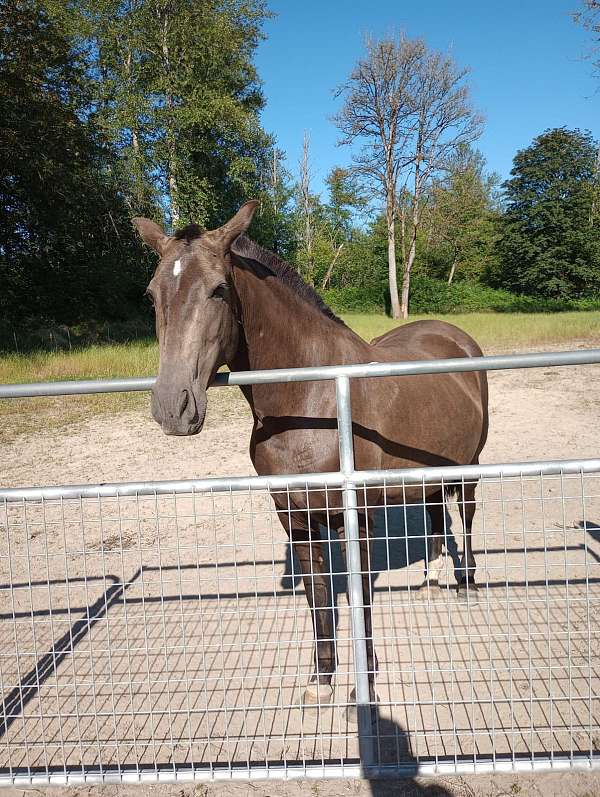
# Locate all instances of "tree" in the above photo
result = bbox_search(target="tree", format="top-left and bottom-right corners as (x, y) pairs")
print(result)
(334, 34), (482, 318)
(0, 0), (149, 330)
(574, 1), (600, 79)
(489, 128), (600, 298)
(422, 147), (500, 284)
(67, 0), (272, 227)
(295, 130), (316, 283)
(320, 167), (365, 289)
(252, 146), (297, 258)
(334, 36), (423, 318)
(399, 48), (483, 316)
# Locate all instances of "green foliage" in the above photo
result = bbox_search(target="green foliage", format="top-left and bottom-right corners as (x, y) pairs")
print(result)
(0, 0), (151, 331)
(65, 0), (273, 228)
(250, 150), (297, 258)
(489, 127), (600, 299)
(322, 274), (600, 315)
(418, 147), (501, 283)
(321, 285), (386, 313)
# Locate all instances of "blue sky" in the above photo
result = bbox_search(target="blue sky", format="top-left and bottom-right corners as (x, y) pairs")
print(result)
(254, 0), (599, 197)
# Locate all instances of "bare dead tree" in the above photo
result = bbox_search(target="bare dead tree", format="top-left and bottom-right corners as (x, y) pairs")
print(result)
(334, 35), (424, 318)
(320, 242), (344, 290)
(296, 131), (315, 282)
(400, 50), (483, 316)
(334, 34), (482, 318)
(574, 0), (600, 77)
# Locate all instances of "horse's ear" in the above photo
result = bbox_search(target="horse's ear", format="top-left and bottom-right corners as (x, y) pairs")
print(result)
(215, 200), (259, 248)
(132, 217), (170, 255)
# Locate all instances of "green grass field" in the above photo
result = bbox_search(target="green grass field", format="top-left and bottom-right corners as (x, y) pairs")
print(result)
(1, 311), (600, 443)
(342, 310), (600, 348)
(3, 311), (600, 386)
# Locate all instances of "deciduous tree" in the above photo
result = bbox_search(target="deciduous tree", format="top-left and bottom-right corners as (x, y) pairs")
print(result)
(489, 128), (600, 298)
(334, 34), (482, 318)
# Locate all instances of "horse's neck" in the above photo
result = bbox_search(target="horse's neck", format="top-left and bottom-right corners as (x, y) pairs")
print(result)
(228, 263), (366, 421)
(229, 264), (354, 372)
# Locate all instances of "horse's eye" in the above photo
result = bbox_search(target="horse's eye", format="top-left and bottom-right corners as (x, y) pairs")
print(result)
(210, 283), (228, 300)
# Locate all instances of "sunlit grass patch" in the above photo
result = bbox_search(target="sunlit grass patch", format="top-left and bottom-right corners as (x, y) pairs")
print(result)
(342, 311), (600, 350)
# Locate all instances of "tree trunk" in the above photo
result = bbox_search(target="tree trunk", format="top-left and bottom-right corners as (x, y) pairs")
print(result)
(447, 257), (458, 284)
(125, 44), (145, 209)
(169, 170), (179, 225)
(400, 228), (416, 319)
(321, 243), (344, 290)
(160, 7), (179, 226)
(401, 151), (422, 319)
(387, 207), (401, 319)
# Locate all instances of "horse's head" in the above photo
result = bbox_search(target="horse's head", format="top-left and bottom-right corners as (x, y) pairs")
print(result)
(133, 201), (258, 436)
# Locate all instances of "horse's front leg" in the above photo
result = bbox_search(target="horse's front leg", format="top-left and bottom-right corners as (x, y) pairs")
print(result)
(291, 525), (336, 705)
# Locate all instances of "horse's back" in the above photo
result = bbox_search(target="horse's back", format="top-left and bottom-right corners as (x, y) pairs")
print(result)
(370, 319), (483, 361)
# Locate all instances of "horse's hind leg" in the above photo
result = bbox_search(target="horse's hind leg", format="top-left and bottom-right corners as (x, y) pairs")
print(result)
(340, 518), (379, 722)
(422, 490), (446, 589)
(457, 480), (478, 591)
(291, 524), (336, 704)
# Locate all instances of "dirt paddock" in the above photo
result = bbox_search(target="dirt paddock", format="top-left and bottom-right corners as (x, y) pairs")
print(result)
(1, 343), (600, 796)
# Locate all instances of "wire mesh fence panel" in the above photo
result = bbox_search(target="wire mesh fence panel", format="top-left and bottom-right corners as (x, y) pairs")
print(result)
(0, 485), (360, 782)
(1, 469), (599, 782)
(360, 470), (600, 773)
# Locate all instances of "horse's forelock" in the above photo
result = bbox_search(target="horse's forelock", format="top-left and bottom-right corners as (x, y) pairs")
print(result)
(174, 223), (205, 243)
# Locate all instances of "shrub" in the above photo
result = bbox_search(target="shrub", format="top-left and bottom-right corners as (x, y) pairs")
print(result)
(321, 275), (600, 315)
(321, 285), (386, 313)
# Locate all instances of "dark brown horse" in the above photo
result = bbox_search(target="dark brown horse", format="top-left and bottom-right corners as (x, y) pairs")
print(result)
(133, 201), (489, 706)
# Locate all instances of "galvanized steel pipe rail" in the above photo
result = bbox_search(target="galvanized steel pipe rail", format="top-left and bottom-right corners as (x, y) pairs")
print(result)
(2, 347), (600, 784)
(2, 348), (600, 399)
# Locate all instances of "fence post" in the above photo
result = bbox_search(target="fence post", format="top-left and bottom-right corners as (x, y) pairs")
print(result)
(335, 374), (374, 771)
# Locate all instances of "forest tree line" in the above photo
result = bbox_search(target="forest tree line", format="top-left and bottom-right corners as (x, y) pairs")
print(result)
(1, 0), (600, 347)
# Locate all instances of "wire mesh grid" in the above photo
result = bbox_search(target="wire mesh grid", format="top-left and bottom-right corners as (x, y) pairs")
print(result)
(1, 469), (599, 783)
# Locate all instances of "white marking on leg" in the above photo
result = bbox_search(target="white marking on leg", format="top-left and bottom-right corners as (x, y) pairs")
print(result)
(427, 553), (444, 587)
(423, 532), (444, 588)
(173, 258), (182, 277)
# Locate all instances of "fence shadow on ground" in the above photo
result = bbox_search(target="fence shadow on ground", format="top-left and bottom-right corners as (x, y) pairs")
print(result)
(2, 511), (600, 779)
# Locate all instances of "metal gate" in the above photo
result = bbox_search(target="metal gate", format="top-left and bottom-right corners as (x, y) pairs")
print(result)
(1, 349), (600, 786)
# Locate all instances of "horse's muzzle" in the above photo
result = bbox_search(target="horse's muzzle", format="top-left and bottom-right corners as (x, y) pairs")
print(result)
(151, 384), (207, 436)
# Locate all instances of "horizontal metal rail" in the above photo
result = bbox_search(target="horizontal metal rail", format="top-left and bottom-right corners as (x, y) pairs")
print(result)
(2, 457), (599, 502)
(1, 348), (600, 398)
(1, 754), (598, 788)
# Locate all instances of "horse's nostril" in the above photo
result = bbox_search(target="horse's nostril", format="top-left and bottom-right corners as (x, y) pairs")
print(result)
(178, 389), (189, 416)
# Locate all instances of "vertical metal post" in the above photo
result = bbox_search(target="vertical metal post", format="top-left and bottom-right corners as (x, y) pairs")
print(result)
(335, 375), (374, 770)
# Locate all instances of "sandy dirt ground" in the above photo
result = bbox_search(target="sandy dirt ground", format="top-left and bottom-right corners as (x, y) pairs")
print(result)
(1, 343), (600, 796)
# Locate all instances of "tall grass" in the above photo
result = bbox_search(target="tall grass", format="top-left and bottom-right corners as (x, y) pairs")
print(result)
(342, 311), (600, 349)
(2, 311), (600, 442)
(3, 311), (600, 388)
(0, 339), (158, 384)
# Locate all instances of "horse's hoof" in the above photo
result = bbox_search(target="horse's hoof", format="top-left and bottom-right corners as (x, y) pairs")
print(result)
(346, 688), (378, 725)
(456, 579), (479, 601)
(416, 578), (443, 595)
(301, 682), (333, 707)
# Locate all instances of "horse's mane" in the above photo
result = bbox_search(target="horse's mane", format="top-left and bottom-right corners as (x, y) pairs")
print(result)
(232, 234), (344, 324)
(173, 222), (343, 324)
